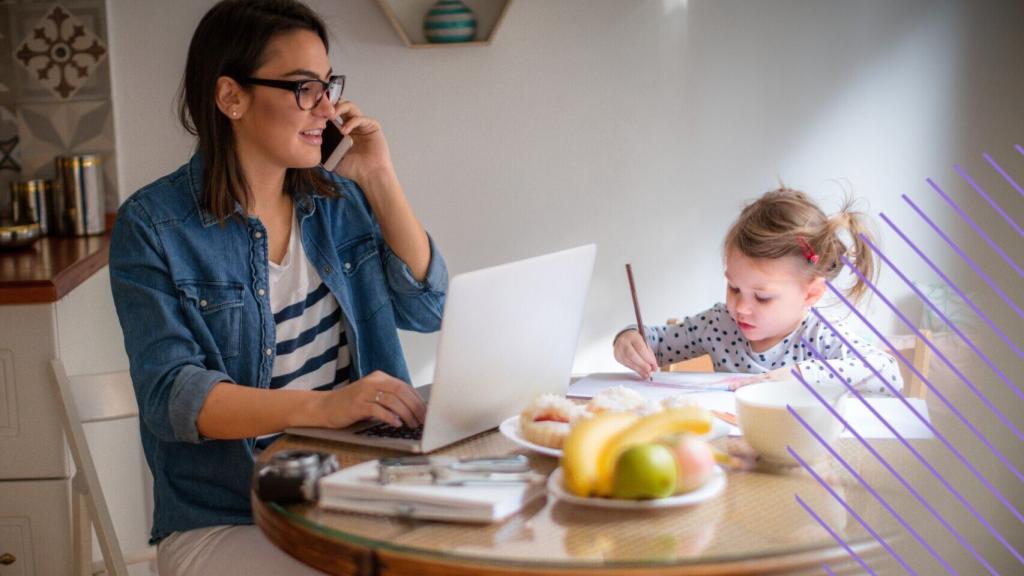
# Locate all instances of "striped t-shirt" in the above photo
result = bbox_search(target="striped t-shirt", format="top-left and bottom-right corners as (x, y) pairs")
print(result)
(257, 213), (351, 449)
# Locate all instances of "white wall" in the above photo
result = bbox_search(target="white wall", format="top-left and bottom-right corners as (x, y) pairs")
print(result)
(106, 0), (1022, 383)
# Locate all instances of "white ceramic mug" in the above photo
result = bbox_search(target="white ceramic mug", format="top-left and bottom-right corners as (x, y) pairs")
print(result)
(735, 380), (846, 466)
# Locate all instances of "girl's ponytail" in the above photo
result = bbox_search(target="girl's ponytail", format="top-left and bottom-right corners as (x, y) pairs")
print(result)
(825, 198), (877, 305)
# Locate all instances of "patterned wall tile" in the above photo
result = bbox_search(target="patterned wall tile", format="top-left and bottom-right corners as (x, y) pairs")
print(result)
(3, 0), (117, 219)
(0, 4), (14, 112)
(0, 111), (18, 217)
(15, 99), (117, 206)
(10, 1), (109, 103)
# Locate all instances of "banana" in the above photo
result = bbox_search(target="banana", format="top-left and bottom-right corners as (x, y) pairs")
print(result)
(593, 406), (712, 496)
(561, 411), (639, 497)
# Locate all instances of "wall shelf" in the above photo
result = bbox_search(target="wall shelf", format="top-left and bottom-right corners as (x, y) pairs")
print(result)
(375, 0), (512, 48)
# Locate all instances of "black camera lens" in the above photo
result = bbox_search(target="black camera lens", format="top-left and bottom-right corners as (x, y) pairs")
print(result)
(256, 450), (339, 504)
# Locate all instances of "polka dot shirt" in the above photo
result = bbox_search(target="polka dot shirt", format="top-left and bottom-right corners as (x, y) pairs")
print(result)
(630, 303), (901, 395)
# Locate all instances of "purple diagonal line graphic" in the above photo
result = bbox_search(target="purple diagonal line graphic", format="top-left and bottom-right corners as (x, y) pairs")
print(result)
(789, 447), (916, 574)
(880, 212), (1023, 360)
(983, 152), (1024, 204)
(823, 564), (839, 576)
(928, 178), (1023, 277)
(1016, 144), (1023, 158)
(957, 163), (1024, 237)
(861, 233), (1023, 401)
(839, 254), (1024, 444)
(794, 495), (877, 576)
(812, 305), (1024, 524)
(792, 356), (1005, 573)
(786, 401), (960, 574)
(904, 193), (1024, 320)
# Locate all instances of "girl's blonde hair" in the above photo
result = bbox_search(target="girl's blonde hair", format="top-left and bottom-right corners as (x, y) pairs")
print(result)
(723, 187), (876, 304)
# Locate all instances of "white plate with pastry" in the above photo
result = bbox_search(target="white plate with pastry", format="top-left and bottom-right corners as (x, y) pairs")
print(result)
(499, 415), (564, 457)
(546, 466), (726, 509)
(499, 415), (729, 458)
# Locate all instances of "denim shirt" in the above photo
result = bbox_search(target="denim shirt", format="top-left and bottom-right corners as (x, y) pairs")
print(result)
(109, 153), (447, 543)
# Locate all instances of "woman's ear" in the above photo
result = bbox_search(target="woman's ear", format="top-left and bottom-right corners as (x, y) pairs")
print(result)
(804, 277), (826, 307)
(215, 76), (248, 120)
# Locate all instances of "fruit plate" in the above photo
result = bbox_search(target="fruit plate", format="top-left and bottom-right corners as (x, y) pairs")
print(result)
(546, 466), (726, 509)
(499, 415), (730, 458)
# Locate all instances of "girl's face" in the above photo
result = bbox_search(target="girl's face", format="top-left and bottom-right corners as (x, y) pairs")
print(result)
(233, 29), (336, 171)
(724, 248), (825, 352)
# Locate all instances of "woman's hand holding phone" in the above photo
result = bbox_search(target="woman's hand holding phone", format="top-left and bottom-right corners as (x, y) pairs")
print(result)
(326, 100), (396, 185)
(319, 117), (352, 172)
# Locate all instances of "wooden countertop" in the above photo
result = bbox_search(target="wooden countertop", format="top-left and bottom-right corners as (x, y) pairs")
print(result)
(0, 230), (111, 304)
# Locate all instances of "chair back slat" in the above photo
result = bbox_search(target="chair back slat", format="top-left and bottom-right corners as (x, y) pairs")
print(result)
(69, 371), (138, 424)
(49, 360), (132, 576)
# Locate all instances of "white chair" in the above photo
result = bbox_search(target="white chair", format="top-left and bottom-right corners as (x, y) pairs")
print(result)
(49, 360), (157, 576)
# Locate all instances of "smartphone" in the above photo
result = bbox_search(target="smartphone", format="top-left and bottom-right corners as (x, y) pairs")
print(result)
(320, 117), (353, 172)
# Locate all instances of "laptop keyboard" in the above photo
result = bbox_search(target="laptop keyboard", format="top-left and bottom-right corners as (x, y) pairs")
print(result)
(356, 423), (424, 440)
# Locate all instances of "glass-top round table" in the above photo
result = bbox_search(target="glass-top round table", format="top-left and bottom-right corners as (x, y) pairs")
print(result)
(253, 429), (909, 575)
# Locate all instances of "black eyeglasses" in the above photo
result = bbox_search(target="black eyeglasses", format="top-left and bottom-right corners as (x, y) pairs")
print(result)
(240, 75), (345, 111)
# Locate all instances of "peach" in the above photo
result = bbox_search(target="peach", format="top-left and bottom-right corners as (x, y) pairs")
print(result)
(661, 433), (716, 494)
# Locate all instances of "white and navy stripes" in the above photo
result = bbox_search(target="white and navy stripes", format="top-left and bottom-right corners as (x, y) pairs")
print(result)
(256, 213), (351, 450)
(270, 282), (351, 392)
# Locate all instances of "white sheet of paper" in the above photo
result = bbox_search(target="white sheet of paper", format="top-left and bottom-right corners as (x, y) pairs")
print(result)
(567, 372), (737, 399)
(568, 373), (933, 439)
(841, 398), (932, 439)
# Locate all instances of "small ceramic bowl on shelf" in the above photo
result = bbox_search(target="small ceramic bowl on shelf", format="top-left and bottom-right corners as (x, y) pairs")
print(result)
(0, 221), (42, 250)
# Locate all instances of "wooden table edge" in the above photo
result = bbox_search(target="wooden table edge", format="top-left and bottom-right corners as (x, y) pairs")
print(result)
(253, 490), (377, 575)
(253, 488), (885, 576)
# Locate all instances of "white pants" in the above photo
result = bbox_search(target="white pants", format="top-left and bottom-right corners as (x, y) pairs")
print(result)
(157, 525), (327, 575)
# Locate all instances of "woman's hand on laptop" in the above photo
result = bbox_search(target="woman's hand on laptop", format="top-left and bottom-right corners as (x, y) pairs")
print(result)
(316, 371), (426, 429)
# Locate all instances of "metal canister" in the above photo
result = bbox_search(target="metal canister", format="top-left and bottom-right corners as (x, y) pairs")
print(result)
(54, 154), (106, 236)
(10, 179), (53, 234)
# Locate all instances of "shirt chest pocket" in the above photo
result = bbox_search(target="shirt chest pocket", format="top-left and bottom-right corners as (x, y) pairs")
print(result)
(335, 234), (388, 320)
(178, 281), (244, 358)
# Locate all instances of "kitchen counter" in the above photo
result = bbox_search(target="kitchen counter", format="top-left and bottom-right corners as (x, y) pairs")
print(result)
(0, 225), (112, 304)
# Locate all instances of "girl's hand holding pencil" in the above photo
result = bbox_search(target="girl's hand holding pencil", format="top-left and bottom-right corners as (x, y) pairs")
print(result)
(619, 264), (659, 380)
(613, 329), (659, 380)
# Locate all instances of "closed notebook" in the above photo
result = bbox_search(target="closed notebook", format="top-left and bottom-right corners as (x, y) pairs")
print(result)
(317, 460), (546, 523)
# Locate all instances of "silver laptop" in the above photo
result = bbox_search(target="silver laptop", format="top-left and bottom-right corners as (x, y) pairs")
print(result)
(286, 244), (596, 453)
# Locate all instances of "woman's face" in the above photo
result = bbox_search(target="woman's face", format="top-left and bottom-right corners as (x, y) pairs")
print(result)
(234, 29), (335, 170)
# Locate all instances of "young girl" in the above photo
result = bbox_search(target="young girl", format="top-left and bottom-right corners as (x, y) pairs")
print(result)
(614, 188), (901, 394)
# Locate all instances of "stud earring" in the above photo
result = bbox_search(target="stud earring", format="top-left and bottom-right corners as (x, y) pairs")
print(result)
(232, 111), (239, 118)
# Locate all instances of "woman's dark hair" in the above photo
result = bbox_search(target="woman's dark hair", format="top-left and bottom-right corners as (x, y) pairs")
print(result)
(178, 0), (337, 221)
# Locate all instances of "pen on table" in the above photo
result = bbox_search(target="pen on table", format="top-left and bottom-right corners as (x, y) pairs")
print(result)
(625, 263), (653, 381)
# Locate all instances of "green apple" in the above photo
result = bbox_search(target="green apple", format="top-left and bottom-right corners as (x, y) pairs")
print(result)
(610, 443), (678, 500)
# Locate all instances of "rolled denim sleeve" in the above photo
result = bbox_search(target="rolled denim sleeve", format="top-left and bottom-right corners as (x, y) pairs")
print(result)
(382, 232), (447, 332)
(109, 199), (232, 443)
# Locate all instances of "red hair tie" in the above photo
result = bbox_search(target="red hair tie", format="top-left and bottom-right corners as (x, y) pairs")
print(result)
(797, 237), (819, 265)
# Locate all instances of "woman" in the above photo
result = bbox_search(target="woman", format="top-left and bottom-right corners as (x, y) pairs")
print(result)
(109, 1), (447, 573)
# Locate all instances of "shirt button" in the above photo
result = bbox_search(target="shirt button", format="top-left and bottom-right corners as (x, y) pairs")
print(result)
(257, 288), (266, 296)
(254, 231), (263, 239)
(265, 348), (273, 357)
(343, 262), (352, 271)
(199, 299), (208, 308)
(323, 265), (332, 274)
